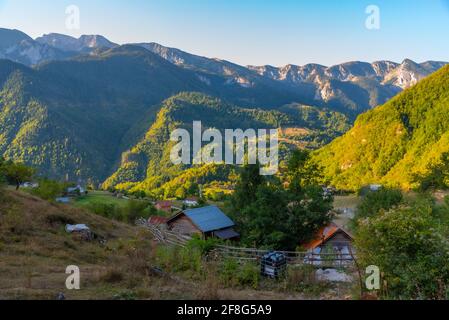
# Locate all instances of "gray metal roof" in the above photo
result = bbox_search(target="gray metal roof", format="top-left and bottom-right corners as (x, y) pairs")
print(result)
(213, 228), (240, 240)
(184, 206), (235, 233)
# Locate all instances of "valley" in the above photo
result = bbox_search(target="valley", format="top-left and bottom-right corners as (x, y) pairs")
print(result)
(0, 25), (448, 302)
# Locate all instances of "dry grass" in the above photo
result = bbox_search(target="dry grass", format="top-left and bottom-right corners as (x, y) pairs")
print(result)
(333, 195), (361, 210)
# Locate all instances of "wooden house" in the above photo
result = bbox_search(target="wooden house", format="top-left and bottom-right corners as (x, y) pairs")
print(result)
(167, 206), (239, 240)
(302, 223), (354, 265)
(303, 223), (353, 254)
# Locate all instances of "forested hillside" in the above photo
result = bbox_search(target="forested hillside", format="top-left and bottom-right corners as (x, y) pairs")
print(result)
(0, 44), (347, 183)
(103, 92), (349, 197)
(312, 65), (449, 190)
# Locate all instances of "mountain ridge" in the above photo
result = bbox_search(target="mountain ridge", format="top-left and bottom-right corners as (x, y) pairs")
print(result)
(1, 28), (446, 115)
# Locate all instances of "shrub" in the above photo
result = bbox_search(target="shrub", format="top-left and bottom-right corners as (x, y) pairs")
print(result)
(86, 203), (125, 221)
(219, 258), (260, 289)
(31, 179), (66, 201)
(155, 245), (203, 274)
(123, 200), (157, 223)
(2, 207), (28, 235)
(112, 290), (137, 300)
(187, 235), (222, 255)
(237, 262), (260, 289)
(219, 258), (239, 287)
(356, 188), (403, 220)
(355, 200), (449, 299)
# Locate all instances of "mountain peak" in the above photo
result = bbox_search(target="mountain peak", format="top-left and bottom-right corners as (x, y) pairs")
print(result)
(36, 33), (117, 52)
(0, 28), (33, 50)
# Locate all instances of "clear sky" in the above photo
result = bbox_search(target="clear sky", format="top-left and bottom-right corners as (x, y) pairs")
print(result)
(1, 0), (448, 67)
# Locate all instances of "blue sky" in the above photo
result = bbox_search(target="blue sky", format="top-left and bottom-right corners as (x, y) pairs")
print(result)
(0, 0), (448, 66)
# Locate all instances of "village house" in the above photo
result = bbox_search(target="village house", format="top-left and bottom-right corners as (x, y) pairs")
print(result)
(155, 200), (173, 213)
(66, 185), (86, 197)
(167, 206), (240, 241)
(302, 222), (354, 264)
(183, 197), (199, 207)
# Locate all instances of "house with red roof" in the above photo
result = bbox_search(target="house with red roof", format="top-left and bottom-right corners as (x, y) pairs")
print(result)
(302, 223), (354, 265)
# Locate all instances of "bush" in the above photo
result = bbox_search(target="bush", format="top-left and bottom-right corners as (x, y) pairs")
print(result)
(187, 235), (222, 255)
(356, 188), (403, 220)
(2, 207), (28, 235)
(31, 179), (66, 201)
(237, 262), (260, 289)
(155, 245), (203, 274)
(219, 258), (239, 287)
(86, 203), (126, 221)
(355, 199), (449, 299)
(123, 200), (156, 223)
(218, 258), (260, 289)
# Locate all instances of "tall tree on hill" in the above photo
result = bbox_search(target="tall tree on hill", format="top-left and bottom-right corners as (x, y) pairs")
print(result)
(2, 162), (35, 190)
(286, 149), (323, 194)
(230, 164), (265, 211)
(229, 155), (333, 250)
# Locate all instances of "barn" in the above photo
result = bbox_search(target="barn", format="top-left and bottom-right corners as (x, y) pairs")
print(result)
(167, 206), (240, 240)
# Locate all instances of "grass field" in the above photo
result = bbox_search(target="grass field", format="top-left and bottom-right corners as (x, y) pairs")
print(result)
(333, 195), (360, 210)
(73, 191), (130, 209)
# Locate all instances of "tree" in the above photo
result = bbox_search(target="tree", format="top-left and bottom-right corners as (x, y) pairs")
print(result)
(415, 152), (449, 191)
(230, 156), (333, 250)
(31, 179), (65, 201)
(0, 157), (6, 186)
(230, 164), (265, 213)
(355, 188), (403, 221)
(286, 149), (323, 195)
(3, 162), (35, 190)
(236, 182), (290, 249)
(355, 199), (449, 299)
(286, 185), (334, 246)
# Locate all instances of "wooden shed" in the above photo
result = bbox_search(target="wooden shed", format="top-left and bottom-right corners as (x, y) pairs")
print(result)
(167, 206), (239, 240)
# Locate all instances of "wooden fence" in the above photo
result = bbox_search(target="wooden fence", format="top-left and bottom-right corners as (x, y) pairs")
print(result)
(137, 219), (355, 268)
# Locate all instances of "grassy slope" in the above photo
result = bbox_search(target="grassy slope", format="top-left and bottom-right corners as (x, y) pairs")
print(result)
(73, 191), (130, 210)
(0, 190), (156, 299)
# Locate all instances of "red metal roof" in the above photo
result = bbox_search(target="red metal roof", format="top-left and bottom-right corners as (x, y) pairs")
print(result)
(302, 223), (352, 250)
(148, 216), (168, 225)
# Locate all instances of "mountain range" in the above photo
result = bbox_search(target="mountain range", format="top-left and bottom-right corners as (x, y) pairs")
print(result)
(0, 27), (447, 185)
(1, 28), (446, 115)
